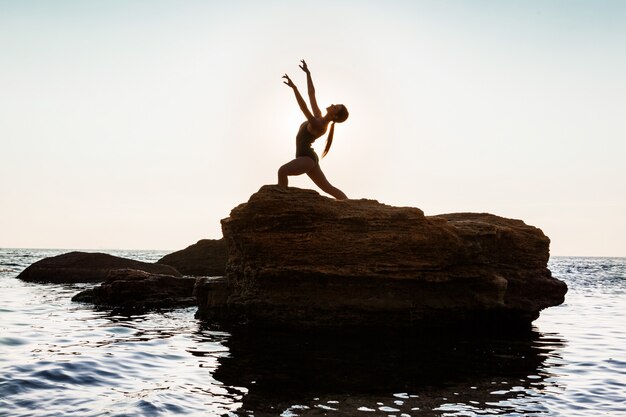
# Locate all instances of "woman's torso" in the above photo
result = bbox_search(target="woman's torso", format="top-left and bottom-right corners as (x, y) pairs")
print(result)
(296, 120), (326, 148)
(295, 121), (324, 163)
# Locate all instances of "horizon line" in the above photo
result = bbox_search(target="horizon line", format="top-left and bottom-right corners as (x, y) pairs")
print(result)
(1, 246), (624, 259)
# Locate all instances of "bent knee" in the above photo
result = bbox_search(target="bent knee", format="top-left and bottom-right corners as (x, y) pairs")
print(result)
(278, 158), (314, 177)
(277, 164), (289, 177)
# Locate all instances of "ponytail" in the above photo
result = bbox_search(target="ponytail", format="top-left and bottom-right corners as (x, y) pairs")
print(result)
(321, 121), (335, 158)
(321, 105), (348, 158)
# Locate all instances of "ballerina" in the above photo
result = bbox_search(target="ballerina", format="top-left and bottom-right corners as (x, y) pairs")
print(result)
(278, 59), (349, 200)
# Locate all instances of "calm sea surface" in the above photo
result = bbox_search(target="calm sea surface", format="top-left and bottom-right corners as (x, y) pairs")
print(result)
(1, 249), (625, 416)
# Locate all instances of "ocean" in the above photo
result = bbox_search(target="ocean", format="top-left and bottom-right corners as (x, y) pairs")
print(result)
(0, 248), (624, 416)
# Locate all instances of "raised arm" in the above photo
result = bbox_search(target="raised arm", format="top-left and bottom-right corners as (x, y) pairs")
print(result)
(299, 60), (322, 117)
(283, 74), (313, 120)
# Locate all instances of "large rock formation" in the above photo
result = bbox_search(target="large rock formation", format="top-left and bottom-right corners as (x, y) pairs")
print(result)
(157, 239), (227, 276)
(196, 185), (567, 328)
(72, 269), (197, 309)
(17, 251), (181, 283)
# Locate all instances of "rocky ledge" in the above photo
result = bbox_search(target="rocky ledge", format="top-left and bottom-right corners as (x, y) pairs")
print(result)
(196, 185), (567, 328)
(72, 269), (197, 309)
(17, 251), (181, 283)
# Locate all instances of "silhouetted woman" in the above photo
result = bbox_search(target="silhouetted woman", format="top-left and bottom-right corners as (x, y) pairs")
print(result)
(278, 60), (349, 200)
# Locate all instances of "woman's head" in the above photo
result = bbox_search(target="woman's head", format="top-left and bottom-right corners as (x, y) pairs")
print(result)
(326, 104), (349, 123)
(333, 104), (349, 123)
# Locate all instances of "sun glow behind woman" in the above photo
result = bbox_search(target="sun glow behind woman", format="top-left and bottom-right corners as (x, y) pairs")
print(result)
(0, 0), (624, 256)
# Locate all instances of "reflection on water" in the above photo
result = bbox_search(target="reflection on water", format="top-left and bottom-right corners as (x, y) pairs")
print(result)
(210, 325), (565, 416)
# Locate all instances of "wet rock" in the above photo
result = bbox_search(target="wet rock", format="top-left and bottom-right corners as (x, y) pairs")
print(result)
(72, 269), (197, 309)
(157, 239), (227, 276)
(17, 251), (181, 283)
(196, 185), (567, 328)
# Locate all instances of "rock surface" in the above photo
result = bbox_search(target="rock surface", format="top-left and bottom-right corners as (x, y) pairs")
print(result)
(157, 239), (227, 276)
(17, 251), (181, 283)
(196, 185), (567, 328)
(72, 269), (197, 309)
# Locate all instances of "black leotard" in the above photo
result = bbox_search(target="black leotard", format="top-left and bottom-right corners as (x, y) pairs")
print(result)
(295, 121), (323, 165)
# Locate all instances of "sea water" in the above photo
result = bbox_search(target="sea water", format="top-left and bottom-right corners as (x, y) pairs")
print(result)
(0, 249), (625, 416)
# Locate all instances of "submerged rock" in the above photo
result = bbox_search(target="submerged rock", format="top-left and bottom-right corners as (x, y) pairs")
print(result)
(196, 185), (567, 328)
(17, 251), (181, 283)
(157, 239), (227, 276)
(72, 269), (197, 309)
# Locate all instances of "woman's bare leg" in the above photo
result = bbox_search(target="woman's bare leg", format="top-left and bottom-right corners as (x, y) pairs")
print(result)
(307, 164), (348, 200)
(278, 157), (316, 186)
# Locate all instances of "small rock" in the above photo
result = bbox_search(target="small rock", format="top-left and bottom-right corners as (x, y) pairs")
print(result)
(17, 251), (181, 283)
(157, 239), (227, 276)
(72, 268), (197, 309)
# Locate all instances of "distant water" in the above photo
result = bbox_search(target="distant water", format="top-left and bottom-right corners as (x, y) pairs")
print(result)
(1, 249), (625, 417)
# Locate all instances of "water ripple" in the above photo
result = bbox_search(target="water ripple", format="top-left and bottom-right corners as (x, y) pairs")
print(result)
(1, 250), (625, 416)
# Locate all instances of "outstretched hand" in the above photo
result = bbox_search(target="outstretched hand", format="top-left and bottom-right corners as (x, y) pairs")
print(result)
(299, 59), (309, 74)
(282, 74), (295, 88)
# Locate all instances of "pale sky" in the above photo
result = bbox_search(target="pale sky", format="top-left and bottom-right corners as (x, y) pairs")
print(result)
(1, 0), (625, 256)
